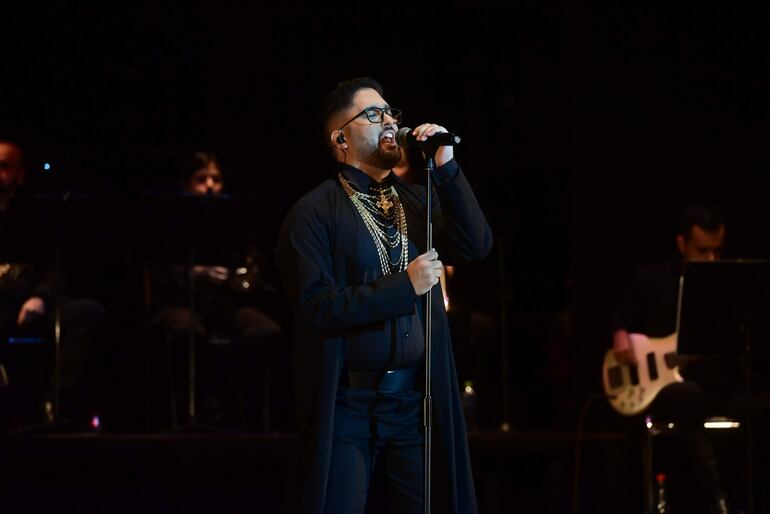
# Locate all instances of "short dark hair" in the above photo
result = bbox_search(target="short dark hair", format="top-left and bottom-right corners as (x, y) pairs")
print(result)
(320, 77), (384, 136)
(187, 151), (218, 175)
(678, 205), (725, 238)
(177, 151), (221, 187)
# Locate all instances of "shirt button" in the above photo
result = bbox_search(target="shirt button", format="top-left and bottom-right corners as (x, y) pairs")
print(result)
(403, 332), (409, 338)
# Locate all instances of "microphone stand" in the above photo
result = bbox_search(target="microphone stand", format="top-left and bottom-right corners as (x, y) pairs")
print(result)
(42, 194), (69, 430)
(52, 246), (63, 422)
(422, 152), (435, 514)
(742, 320), (754, 514)
(186, 247), (198, 427)
(406, 131), (461, 514)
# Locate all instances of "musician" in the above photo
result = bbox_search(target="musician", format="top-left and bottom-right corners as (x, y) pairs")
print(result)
(150, 151), (281, 429)
(0, 141), (107, 428)
(183, 151), (224, 196)
(612, 205), (730, 514)
(0, 142), (25, 211)
(276, 77), (492, 514)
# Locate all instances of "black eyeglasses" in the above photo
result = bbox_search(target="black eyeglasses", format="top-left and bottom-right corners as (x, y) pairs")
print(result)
(339, 106), (403, 130)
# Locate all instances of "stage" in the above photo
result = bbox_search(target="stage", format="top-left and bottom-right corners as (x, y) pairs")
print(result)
(0, 429), (668, 514)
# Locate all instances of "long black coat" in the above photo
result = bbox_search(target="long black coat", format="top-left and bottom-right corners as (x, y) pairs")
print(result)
(276, 159), (492, 514)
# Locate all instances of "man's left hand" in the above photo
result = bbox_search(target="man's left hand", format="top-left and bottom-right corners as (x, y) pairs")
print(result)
(411, 123), (453, 167)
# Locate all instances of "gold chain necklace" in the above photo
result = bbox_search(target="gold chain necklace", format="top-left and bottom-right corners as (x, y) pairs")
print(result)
(338, 173), (409, 276)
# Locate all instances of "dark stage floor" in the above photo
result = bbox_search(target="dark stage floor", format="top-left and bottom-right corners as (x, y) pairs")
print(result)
(0, 429), (763, 514)
(0, 430), (637, 514)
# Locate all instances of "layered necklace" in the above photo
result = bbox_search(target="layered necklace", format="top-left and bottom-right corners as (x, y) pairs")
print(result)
(338, 172), (409, 276)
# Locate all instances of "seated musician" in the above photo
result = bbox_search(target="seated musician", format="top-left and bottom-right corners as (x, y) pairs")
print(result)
(611, 205), (730, 514)
(149, 151), (281, 429)
(0, 140), (107, 429)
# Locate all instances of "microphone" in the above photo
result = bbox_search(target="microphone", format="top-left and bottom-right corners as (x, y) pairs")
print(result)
(396, 127), (462, 149)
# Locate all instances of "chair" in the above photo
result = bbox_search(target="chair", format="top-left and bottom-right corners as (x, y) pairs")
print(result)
(641, 414), (739, 514)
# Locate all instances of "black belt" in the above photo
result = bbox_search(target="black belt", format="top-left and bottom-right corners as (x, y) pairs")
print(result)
(346, 368), (418, 394)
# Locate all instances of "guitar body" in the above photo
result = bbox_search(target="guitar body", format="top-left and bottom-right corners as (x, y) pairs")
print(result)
(602, 333), (683, 416)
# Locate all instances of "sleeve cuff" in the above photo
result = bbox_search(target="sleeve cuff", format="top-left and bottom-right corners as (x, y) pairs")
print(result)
(386, 270), (419, 307)
(431, 158), (460, 187)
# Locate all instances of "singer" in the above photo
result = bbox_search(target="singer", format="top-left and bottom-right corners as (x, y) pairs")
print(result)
(276, 77), (492, 514)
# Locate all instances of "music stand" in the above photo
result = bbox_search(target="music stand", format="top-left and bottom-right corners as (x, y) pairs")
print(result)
(139, 192), (257, 432)
(1, 194), (68, 432)
(677, 259), (770, 514)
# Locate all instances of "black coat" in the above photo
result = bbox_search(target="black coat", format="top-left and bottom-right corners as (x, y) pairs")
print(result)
(276, 159), (492, 514)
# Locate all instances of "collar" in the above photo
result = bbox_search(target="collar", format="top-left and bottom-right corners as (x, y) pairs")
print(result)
(338, 164), (395, 193)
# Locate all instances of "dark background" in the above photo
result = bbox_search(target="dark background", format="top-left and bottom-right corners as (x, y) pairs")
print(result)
(2, 0), (769, 431)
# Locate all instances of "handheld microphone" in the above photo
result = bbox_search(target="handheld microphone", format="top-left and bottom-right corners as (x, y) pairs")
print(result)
(396, 127), (461, 149)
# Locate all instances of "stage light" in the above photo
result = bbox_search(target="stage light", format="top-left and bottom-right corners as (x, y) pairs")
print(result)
(704, 417), (739, 429)
(43, 162), (52, 171)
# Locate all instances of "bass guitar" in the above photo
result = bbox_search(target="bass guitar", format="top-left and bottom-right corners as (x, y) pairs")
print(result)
(602, 333), (682, 416)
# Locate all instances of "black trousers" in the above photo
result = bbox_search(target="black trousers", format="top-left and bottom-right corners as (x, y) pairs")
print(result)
(325, 386), (423, 514)
(0, 297), (106, 425)
(646, 380), (724, 508)
(150, 305), (282, 430)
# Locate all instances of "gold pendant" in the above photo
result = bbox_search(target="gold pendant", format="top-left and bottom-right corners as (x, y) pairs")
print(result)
(376, 190), (394, 215)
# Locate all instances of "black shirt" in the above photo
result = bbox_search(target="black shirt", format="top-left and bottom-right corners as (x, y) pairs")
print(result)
(280, 158), (491, 372)
(337, 164), (426, 371)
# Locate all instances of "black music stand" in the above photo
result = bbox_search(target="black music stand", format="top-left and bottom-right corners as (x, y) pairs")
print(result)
(679, 260), (770, 359)
(1, 194), (68, 432)
(677, 259), (770, 514)
(140, 192), (258, 432)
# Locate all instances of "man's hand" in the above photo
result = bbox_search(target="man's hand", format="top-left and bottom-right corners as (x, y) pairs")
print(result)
(612, 329), (638, 366)
(17, 296), (45, 325)
(407, 249), (442, 296)
(411, 123), (453, 166)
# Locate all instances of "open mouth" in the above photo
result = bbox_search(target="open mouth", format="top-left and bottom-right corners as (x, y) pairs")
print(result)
(380, 129), (396, 146)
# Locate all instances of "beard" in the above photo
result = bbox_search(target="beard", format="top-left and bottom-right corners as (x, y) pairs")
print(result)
(361, 142), (402, 170)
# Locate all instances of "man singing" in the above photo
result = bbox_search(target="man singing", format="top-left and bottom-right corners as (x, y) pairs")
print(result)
(276, 77), (492, 514)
